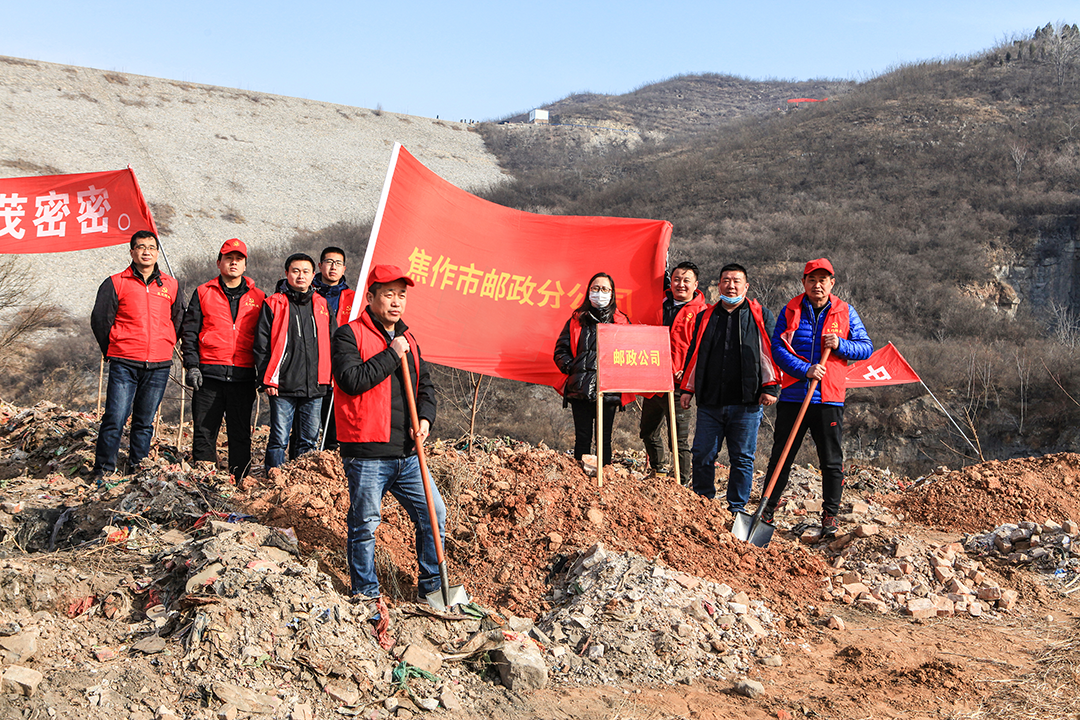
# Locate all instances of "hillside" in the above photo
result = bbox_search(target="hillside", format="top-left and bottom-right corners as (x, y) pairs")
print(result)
(0, 55), (506, 315)
(476, 26), (1080, 470)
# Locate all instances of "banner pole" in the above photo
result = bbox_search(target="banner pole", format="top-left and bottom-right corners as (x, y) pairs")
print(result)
(97, 357), (105, 416)
(596, 391), (604, 488)
(177, 366), (186, 454)
(919, 380), (981, 458)
(667, 390), (680, 484)
(349, 142), (402, 323)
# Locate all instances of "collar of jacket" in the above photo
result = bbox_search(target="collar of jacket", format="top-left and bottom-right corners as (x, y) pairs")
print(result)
(313, 273), (349, 297)
(364, 305), (408, 340)
(128, 262), (161, 286)
(283, 284), (314, 305)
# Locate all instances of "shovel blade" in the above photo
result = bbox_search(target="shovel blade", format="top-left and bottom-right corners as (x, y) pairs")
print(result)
(732, 510), (776, 548)
(424, 583), (471, 612)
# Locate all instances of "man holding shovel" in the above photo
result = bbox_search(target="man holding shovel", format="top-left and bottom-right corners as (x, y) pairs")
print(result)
(678, 263), (780, 512)
(760, 258), (873, 538)
(330, 264), (446, 608)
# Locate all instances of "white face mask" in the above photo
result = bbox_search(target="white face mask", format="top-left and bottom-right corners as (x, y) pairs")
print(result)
(589, 291), (612, 308)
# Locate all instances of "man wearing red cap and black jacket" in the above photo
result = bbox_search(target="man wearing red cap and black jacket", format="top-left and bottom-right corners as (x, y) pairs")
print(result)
(253, 253), (337, 469)
(331, 264), (445, 604)
(90, 230), (184, 481)
(181, 239), (265, 477)
(760, 258), (873, 538)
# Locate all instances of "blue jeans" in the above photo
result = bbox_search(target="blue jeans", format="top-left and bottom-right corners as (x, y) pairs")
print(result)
(265, 395), (322, 468)
(690, 404), (763, 511)
(343, 455), (446, 598)
(94, 362), (171, 474)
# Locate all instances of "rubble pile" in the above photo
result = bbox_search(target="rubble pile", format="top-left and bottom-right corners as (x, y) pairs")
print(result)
(535, 544), (783, 687)
(0, 401), (99, 481)
(239, 441), (831, 618)
(964, 520), (1079, 571)
(883, 453), (1080, 533)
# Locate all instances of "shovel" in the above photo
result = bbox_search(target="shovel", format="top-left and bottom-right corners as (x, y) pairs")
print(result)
(400, 354), (471, 611)
(733, 347), (832, 547)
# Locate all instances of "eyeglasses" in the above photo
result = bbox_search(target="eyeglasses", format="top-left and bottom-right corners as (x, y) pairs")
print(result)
(321, 259), (345, 268)
(133, 244), (158, 252)
(589, 285), (612, 293)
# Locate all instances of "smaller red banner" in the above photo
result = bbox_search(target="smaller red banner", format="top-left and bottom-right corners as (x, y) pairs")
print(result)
(0, 168), (157, 254)
(596, 325), (673, 394)
(845, 342), (921, 387)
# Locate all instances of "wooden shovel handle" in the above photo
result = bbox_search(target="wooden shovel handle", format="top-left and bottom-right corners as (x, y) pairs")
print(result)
(760, 346), (832, 502)
(399, 353), (446, 566)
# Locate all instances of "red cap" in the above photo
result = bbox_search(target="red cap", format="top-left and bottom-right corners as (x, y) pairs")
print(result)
(803, 258), (834, 276)
(367, 263), (415, 289)
(219, 238), (248, 257)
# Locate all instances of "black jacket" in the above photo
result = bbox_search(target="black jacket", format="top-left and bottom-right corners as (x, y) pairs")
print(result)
(253, 284), (337, 398)
(685, 301), (779, 406)
(553, 308), (628, 404)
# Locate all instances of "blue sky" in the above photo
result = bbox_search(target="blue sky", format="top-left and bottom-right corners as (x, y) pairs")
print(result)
(3, 1), (1074, 122)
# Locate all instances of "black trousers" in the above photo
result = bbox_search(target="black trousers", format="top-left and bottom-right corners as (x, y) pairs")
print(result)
(191, 378), (257, 478)
(763, 401), (845, 517)
(569, 398), (617, 464)
(639, 392), (692, 483)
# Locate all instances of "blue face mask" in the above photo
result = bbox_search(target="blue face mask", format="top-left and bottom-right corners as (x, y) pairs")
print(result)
(720, 295), (745, 305)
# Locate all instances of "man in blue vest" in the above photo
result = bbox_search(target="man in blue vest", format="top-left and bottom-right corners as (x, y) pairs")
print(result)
(761, 258), (873, 538)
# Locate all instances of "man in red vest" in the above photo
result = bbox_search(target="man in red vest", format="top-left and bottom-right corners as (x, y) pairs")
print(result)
(679, 263), (780, 510)
(90, 230), (183, 481)
(762, 258), (873, 538)
(253, 253), (336, 469)
(639, 261), (708, 485)
(331, 264), (444, 604)
(181, 239), (266, 478)
(311, 246), (355, 451)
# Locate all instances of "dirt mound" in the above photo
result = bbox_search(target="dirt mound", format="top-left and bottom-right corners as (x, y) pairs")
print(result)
(238, 442), (829, 617)
(881, 453), (1080, 533)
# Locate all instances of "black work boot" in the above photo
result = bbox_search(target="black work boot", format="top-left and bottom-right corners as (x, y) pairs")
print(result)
(821, 514), (839, 539)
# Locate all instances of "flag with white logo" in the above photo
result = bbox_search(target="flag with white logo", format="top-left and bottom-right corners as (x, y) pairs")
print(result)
(844, 342), (920, 387)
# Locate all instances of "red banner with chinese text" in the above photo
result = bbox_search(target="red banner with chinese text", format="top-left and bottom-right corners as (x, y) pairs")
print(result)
(354, 144), (672, 387)
(596, 325), (674, 394)
(844, 343), (921, 387)
(0, 169), (158, 254)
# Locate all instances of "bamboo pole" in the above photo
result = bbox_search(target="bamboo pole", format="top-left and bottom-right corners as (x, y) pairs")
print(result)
(176, 367), (186, 452)
(667, 390), (680, 485)
(596, 391), (604, 488)
(96, 357), (105, 416)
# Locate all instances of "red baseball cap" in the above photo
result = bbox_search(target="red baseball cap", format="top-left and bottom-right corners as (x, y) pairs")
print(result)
(219, 238), (248, 257)
(803, 258), (835, 276)
(367, 263), (416, 290)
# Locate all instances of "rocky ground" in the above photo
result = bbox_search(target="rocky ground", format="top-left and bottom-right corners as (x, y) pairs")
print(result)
(0, 400), (1078, 720)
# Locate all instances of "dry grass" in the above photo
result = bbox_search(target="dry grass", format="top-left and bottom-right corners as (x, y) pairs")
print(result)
(961, 619), (1080, 720)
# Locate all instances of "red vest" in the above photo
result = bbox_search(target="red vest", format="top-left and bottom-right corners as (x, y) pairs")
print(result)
(261, 291), (332, 388)
(107, 266), (179, 363)
(334, 311), (421, 443)
(196, 278), (265, 368)
(336, 288), (357, 327)
(680, 299), (779, 394)
(779, 294), (851, 403)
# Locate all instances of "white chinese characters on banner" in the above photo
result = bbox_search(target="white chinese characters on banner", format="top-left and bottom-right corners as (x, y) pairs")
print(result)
(34, 191), (70, 237)
(77, 186), (111, 234)
(861, 365), (892, 382)
(0, 187), (112, 241)
(0, 193), (28, 240)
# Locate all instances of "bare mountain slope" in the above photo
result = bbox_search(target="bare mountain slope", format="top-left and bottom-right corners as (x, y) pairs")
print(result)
(0, 56), (506, 314)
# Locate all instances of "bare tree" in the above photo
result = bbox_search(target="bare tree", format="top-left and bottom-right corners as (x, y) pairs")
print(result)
(1009, 141), (1029, 183)
(0, 256), (65, 372)
(1045, 22), (1080, 92)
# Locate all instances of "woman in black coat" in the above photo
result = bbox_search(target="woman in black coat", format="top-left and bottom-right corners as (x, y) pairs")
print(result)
(553, 272), (630, 465)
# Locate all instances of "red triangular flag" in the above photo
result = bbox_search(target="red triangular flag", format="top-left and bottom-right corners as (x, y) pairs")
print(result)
(845, 342), (921, 387)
